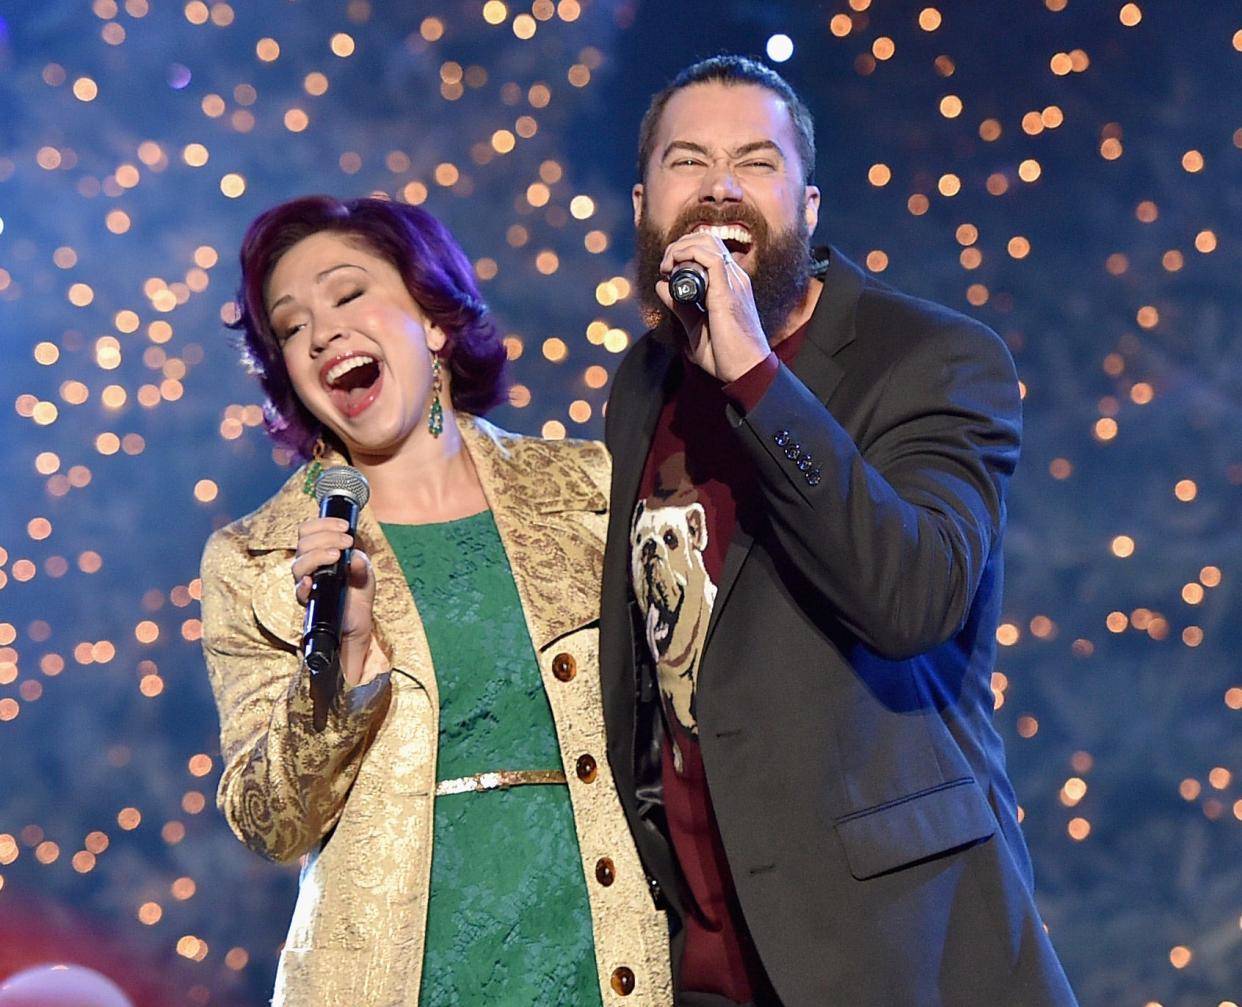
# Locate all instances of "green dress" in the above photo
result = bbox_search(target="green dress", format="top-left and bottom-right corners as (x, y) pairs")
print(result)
(381, 511), (603, 1007)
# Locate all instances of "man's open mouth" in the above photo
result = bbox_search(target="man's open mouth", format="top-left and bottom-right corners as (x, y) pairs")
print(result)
(691, 223), (754, 256)
(320, 353), (382, 417)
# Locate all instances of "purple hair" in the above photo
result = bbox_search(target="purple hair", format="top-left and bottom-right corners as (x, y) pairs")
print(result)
(230, 195), (509, 460)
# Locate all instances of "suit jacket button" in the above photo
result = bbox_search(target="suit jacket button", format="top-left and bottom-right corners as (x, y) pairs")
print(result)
(773, 429), (790, 447)
(806, 468), (822, 486)
(797, 456), (812, 472)
(595, 857), (616, 886)
(610, 967), (635, 996)
(784, 443), (801, 461)
(575, 753), (598, 783)
(551, 652), (577, 681)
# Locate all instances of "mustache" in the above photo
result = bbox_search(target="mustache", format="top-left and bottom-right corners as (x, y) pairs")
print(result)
(659, 202), (769, 245)
(634, 202), (811, 334)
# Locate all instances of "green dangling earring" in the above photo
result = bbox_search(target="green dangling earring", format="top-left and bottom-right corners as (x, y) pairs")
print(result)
(301, 436), (327, 497)
(427, 354), (444, 438)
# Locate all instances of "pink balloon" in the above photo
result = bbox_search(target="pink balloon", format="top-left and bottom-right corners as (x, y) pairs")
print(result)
(0, 964), (134, 1007)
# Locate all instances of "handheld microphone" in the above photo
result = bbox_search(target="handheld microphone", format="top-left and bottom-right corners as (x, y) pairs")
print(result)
(669, 262), (707, 313)
(302, 465), (370, 730)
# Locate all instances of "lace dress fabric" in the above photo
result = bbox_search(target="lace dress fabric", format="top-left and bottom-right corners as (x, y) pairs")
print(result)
(381, 511), (602, 1006)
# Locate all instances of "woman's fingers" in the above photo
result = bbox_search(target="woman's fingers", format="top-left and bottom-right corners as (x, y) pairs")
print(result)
(346, 549), (374, 590)
(292, 522), (356, 589)
(295, 530), (354, 558)
(298, 516), (351, 537)
(292, 548), (374, 610)
(291, 546), (346, 584)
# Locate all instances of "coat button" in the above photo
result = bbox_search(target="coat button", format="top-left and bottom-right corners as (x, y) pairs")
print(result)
(784, 443), (801, 461)
(806, 467), (822, 486)
(551, 652), (576, 681)
(773, 429), (790, 447)
(595, 857), (616, 886)
(797, 456), (812, 472)
(610, 967), (635, 996)
(575, 753), (597, 783)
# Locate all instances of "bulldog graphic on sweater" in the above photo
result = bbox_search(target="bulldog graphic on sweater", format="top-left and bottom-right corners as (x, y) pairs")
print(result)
(630, 491), (717, 738)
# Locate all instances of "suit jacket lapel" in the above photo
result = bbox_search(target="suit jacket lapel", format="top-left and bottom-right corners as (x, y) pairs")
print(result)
(600, 331), (679, 790)
(703, 521), (754, 652)
(789, 243), (861, 401)
(608, 331), (681, 531)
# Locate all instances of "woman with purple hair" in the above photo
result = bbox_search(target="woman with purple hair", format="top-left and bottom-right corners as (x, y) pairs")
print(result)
(198, 196), (670, 1006)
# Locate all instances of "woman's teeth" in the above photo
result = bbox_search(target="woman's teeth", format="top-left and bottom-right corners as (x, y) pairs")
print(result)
(324, 355), (377, 387)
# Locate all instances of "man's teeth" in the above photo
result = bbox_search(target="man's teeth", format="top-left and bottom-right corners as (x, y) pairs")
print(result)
(695, 224), (753, 246)
(324, 356), (375, 386)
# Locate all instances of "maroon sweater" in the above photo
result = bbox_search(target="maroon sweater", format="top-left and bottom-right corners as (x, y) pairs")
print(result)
(630, 327), (806, 1001)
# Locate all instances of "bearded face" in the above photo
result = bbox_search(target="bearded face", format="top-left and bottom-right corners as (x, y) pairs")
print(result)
(631, 81), (820, 340)
(635, 198), (812, 337)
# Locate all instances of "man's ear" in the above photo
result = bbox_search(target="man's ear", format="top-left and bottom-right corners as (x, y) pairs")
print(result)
(632, 183), (644, 228)
(803, 185), (821, 235)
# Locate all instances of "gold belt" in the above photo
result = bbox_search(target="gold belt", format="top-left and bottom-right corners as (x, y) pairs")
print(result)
(434, 769), (567, 797)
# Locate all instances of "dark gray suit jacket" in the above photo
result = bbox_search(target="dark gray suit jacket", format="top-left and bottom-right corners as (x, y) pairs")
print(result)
(600, 247), (1077, 1006)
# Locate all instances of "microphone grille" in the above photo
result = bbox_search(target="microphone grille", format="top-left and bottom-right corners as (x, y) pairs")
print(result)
(314, 465), (370, 509)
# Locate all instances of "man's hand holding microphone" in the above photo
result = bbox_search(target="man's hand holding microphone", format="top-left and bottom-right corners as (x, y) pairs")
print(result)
(657, 230), (771, 383)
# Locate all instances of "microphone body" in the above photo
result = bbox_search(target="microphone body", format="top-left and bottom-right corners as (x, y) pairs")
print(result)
(669, 262), (708, 313)
(302, 466), (370, 730)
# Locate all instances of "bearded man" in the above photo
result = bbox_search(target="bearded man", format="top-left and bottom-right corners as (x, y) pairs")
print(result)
(599, 56), (1078, 1007)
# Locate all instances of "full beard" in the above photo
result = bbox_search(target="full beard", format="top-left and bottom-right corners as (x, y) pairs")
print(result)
(634, 202), (812, 339)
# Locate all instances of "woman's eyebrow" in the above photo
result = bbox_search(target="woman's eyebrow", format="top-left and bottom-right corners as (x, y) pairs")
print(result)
(268, 263), (370, 312)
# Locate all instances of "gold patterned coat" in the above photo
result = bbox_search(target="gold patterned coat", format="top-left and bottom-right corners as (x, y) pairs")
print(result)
(200, 415), (672, 1006)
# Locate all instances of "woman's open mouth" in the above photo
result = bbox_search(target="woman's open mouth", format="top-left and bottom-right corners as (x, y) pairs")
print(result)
(320, 353), (383, 418)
